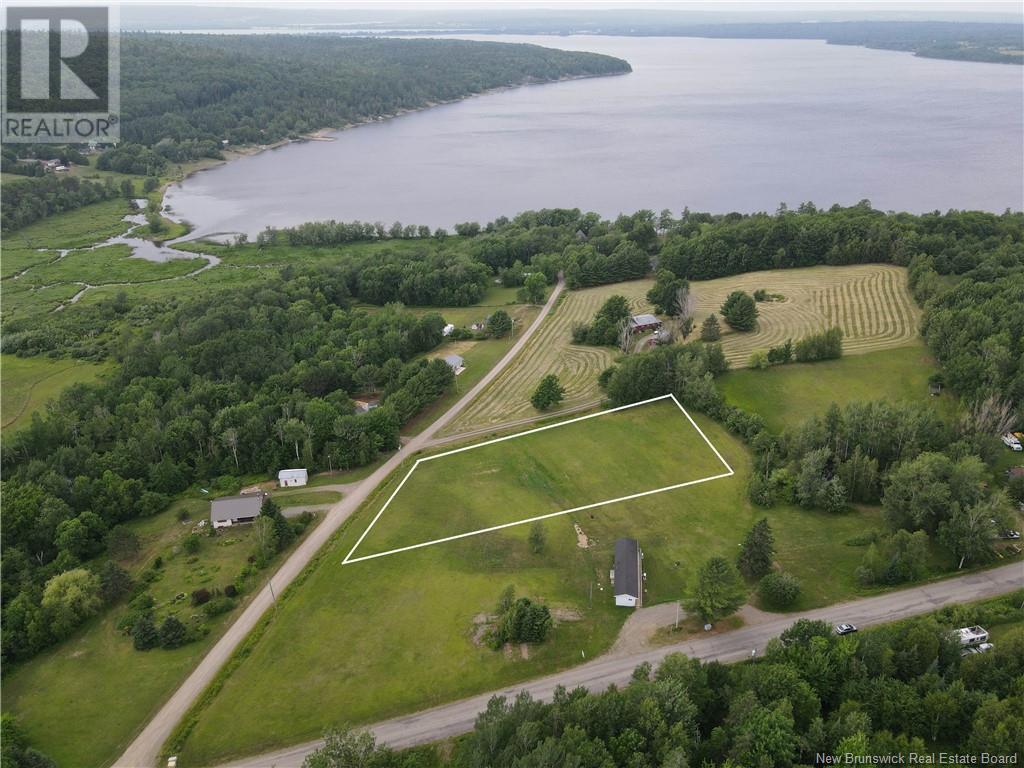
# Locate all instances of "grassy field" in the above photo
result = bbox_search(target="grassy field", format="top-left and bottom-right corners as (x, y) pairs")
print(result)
(717, 341), (956, 433)
(1, 498), (321, 768)
(271, 490), (342, 507)
(354, 397), (728, 559)
(445, 265), (920, 435)
(1, 354), (113, 432)
(172, 404), (894, 765)
(1, 198), (134, 252)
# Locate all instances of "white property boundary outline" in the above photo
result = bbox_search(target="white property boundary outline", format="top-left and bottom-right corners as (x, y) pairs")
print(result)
(343, 393), (734, 564)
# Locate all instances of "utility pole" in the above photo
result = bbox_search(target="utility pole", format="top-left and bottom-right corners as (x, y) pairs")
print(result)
(269, 579), (278, 613)
(675, 601), (679, 629)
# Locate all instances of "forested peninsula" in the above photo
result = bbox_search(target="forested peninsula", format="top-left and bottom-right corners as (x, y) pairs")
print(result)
(124, 35), (630, 149)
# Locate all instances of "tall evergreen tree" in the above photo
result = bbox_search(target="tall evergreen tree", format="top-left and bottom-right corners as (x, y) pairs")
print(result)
(738, 518), (775, 579)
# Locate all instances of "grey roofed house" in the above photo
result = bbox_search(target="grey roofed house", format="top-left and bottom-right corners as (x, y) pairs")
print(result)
(613, 538), (642, 607)
(629, 314), (662, 332)
(443, 354), (466, 372)
(210, 493), (265, 529)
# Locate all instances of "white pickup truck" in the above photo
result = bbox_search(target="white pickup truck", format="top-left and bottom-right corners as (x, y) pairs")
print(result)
(1002, 433), (1023, 451)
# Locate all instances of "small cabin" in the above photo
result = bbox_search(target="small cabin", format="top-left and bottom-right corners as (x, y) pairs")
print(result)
(611, 538), (643, 608)
(277, 468), (308, 488)
(443, 354), (466, 375)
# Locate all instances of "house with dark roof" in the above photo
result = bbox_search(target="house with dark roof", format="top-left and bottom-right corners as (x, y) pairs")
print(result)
(629, 314), (662, 333)
(611, 538), (643, 608)
(210, 492), (266, 529)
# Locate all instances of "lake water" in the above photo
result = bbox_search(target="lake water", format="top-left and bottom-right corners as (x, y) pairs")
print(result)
(165, 36), (1024, 238)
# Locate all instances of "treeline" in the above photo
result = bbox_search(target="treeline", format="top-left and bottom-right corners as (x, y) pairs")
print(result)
(271, 204), (1021, 403)
(0, 269), (457, 663)
(306, 593), (1024, 767)
(600, 333), (1016, 583)
(1, 175), (122, 232)
(116, 35), (629, 146)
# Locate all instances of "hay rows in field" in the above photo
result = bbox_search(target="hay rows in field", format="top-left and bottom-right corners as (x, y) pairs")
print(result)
(445, 280), (654, 433)
(691, 264), (919, 366)
(445, 265), (919, 435)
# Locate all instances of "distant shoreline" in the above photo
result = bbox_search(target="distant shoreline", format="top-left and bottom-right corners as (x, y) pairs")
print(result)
(166, 68), (630, 210)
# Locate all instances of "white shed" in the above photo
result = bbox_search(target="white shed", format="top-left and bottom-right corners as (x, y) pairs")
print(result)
(278, 468), (308, 488)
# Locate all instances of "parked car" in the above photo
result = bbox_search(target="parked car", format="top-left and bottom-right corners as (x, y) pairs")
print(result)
(999, 529), (1021, 540)
(961, 642), (994, 657)
(1001, 433), (1023, 451)
(835, 623), (858, 635)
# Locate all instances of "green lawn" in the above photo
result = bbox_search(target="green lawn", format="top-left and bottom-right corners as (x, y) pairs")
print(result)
(717, 341), (956, 433)
(1, 498), (321, 768)
(1, 354), (113, 432)
(172, 407), (892, 765)
(271, 490), (342, 507)
(357, 397), (729, 559)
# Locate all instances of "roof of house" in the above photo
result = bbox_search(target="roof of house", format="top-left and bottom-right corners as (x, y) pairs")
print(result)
(630, 314), (661, 327)
(278, 468), (308, 480)
(614, 538), (641, 598)
(1009, 466), (1024, 479)
(210, 493), (264, 522)
(443, 354), (465, 368)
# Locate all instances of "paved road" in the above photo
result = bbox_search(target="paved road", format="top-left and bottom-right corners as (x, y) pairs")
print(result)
(114, 279), (566, 768)
(220, 562), (1022, 768)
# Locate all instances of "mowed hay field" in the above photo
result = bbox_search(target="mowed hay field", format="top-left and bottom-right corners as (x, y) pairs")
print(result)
(446, 265), (919, 435)
(693, 264), (919, 367)
(352, 397), (729, 560)
(1, 354), (113, 433)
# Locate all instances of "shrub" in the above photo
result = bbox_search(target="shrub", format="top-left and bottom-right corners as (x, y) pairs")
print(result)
(700, 314), (721, 342)
(132, 614), (159, 650)
(748, 350), (769, 369)
(759, 572), (802, 608)
(223, 584), (238, 598)
(99, 561), (133, 603)
(182, 534), (201, 554)
(203, 596), (237, 617)
(720, 291), (758, 331)
(531, 374), (565, 411)
(190, 588), (211, 606)
(794, 327), (843, 362)
(159, 616), (189, 649)
(493, 598), (553, 646)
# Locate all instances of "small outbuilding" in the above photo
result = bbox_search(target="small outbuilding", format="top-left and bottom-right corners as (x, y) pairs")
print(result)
(629, 314), (662, 333)
(611, 538), (643, 608)
(442, 323), (456, 336)
(278, 468), (308, 488)
(443, 354), (466, 375)
(210, 492), (266, 529)
(353, 396), (380, 413)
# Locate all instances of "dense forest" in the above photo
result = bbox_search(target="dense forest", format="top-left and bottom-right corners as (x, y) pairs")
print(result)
(305, 594), (1024, 767)
(117, 35), (629, 148)
(0, 269), (457, 663)
(0, 175), (123, 232)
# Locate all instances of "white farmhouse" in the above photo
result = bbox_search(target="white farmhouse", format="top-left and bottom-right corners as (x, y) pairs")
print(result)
(278, 468), (308, 488)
